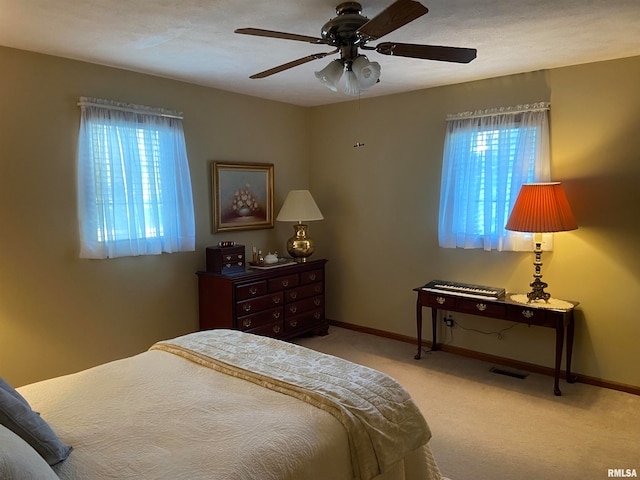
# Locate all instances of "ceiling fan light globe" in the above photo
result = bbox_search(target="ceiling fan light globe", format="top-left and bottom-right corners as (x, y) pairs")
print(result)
(315, 60), (344, 92)
(352, 56), (381, 90)
(341, 69), (362, 96)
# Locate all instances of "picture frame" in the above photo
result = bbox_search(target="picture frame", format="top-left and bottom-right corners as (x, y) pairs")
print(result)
(212, 161), (274, 232)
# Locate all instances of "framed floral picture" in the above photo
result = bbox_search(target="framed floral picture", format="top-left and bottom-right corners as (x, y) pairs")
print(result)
(212, 162), (274, 232)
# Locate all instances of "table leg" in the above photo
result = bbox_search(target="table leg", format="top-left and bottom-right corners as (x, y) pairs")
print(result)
(566, 314), (577, 383)
(431, 307), (440, 351)
(553, 323), (565, 396)
(415, 298), (423, 360)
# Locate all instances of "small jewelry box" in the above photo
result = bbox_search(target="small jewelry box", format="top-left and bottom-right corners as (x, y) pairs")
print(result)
(206, 245), (246, 274)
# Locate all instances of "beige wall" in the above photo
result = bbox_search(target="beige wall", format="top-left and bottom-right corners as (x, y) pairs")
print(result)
(2, 45), (639, 390)
(310, 57), (640, 389)
(0, 47), (309, 386)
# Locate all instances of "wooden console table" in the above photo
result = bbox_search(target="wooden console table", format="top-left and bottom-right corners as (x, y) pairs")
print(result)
(414, 286), (578, 396)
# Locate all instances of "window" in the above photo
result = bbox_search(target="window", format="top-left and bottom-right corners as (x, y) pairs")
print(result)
(77, 97), (195, 258)
(438, 103), (551, 251)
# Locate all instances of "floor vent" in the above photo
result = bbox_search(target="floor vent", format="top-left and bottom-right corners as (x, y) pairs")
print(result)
(490, 367), (529, 380)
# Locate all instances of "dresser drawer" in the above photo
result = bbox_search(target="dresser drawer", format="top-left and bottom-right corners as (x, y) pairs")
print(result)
(237, 307), (283, 331)
(247, 320), (285, 338)
(268, 274), (299, 291)
(301, 269), (323, 285)
(286, 295), (323, 316)
(236, 281), (268, 300)
(457, 298), (506, 317)
(285, 309), (323, 333)
(236, 292), (283, 316)
(285, 282), (323, 302)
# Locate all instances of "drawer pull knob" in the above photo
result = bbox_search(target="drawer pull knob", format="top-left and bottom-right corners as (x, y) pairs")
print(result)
(225, 255), (232, 260)
(243, 304), (252, 312)
(315, 286), (321, 293)
(436, 296), (446, 305)
(237, 262), (243, 266)
(309, 274), (316, 281)
(289, 306), (298, 314)
(273, 311), (281, 319)
(242, 319), (252, 328)
(314, 312), (321, 319)
(281, 280), (289, 287)
(522, 310), (534, 319)
(225, 263), (232, 268)
(238, 254), (243, 259)
(314, 299), (321, 306)
(476, 303), (487, 311)
(249, 287), (258, 295)
(273, 325), (281, 334)
(290, 319), (298, 327)
(290, 292), (298, 299)
(272, 296), (281, 304)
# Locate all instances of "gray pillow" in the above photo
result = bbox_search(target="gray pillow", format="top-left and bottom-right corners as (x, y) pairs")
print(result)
(0, 376), (29, 405)
(0, 383), (72, 466)
(0, 424), (59, 480)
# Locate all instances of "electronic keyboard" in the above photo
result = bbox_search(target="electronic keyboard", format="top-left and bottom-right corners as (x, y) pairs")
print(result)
(422, 280), (506, 299)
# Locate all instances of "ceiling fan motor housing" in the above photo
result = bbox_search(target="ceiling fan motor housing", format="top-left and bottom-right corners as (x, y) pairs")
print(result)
(322, 2), (369, 51)
(321, 2), (371, 64)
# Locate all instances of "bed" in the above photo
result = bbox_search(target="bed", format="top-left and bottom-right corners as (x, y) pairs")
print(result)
(2, 329), (444, 480)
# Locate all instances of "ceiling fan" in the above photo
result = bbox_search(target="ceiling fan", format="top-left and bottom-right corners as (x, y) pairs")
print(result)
(235, 0), (477, 96)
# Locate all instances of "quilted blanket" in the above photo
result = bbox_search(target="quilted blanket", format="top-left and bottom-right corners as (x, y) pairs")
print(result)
(151, 329), (432, 480)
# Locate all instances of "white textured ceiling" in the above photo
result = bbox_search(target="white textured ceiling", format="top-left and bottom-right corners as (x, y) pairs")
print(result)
(2, 0), (640, 106)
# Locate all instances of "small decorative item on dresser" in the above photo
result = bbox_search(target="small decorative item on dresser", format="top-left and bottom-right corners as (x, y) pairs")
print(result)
(264, 252), (279, 264)
(218, 240), (236, 247)
(206, 244), (246, 274)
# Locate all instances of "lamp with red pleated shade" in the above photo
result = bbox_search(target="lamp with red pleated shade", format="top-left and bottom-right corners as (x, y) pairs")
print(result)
(506, 182), (577, 302)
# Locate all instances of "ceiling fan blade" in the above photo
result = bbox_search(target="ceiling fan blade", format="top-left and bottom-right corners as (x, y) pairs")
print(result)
(358, 0), (429, 41)
(249, 50), (339, 79)
(235, 28), (326, 45)
(375, 42), (477, 63)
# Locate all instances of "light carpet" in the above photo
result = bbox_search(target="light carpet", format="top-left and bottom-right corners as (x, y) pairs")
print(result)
(295, 327), (640, 480)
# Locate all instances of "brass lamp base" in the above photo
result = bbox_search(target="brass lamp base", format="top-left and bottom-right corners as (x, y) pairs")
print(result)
(286, 223), (315, 262)
(526, 240), (551, 303)
(526, 278), (551, 303)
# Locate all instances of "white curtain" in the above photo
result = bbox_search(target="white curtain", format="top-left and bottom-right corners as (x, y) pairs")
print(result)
(438, 103), (551, 251)
(77, 97), (195, 259)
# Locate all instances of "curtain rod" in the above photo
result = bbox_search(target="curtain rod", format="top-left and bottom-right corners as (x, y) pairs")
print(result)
(77, 98), (184, 120)
(447, 102), (550, 121)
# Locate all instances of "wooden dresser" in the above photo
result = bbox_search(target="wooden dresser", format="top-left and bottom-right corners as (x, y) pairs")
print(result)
(197, 259), (328, 340)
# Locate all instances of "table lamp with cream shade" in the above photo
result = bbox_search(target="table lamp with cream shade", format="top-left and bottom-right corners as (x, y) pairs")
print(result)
(505, 182), (578, 303)
(276, 190), (324, 262)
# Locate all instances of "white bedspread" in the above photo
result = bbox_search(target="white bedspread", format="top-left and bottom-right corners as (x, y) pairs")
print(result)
(152, 330), (432, 480)
(17, 330), (442, 480)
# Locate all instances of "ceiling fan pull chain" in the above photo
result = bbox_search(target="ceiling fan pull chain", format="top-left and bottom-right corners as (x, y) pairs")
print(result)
(354, 95), (365, 148)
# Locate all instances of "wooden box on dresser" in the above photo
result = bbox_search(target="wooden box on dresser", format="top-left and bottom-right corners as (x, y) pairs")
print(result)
(197, 259), (328, 340)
